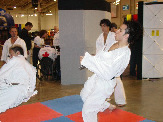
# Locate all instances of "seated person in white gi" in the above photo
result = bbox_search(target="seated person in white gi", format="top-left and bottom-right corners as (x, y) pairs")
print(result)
(1, 26), (27, 64)
(38, 40), (57, 61)
(0, 45), (37, 113)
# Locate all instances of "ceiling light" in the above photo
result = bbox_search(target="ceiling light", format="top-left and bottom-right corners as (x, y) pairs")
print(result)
(46, 13), (53, 15)
(14, 6), (16, 8)
(114, 0), (121, 5)
(54, 0), (56, 1)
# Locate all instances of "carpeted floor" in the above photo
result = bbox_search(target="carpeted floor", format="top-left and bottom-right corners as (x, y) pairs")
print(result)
(0, 95), (155, 122)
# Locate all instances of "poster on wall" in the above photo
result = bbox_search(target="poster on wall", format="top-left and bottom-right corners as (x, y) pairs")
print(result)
(123, 5), (129, 10)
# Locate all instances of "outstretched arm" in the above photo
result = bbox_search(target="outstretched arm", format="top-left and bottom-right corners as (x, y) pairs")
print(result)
(81, 52), (124, 81)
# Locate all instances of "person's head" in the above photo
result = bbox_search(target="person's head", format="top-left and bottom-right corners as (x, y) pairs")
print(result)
(39, 30), (47, 38)
(110, 23), (117, 33)
(25, 22), (33, 31)
(44, 39), (51, 45)
(115, 21), (143, 45)
(100, 19), (111, 33)
(9, 26), (18, 38)
(9, 45), (24, 59)
(54, 26), (59, 33)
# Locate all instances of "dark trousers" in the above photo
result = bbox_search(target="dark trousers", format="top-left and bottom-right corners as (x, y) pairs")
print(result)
(130, 47), (137, 76)
(32, 47), (40, 67)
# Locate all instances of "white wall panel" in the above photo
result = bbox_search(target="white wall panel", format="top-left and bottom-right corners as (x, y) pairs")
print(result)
(143, 3), (163, 78)
(59, 10), (110, 84)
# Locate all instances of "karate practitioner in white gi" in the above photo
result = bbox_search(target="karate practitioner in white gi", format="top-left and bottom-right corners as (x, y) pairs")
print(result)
(0, 45), (37, 113)
(1, 27), (27, 64)
(80, 21), (143, 122)
(96, 19), (126, 106)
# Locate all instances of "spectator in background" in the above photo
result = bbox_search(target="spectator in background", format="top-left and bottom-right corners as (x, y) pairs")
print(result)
(96, 19), (116, 54)
(53, 26), (59, 49)
(1, 26), (27, 64)
(32, 30), (47, 67)
(19, 22), (33, 63)
(38, 40), (57, 61)
(110, 22), (118, 33)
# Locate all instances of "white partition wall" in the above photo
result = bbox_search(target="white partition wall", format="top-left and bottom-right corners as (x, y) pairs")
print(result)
(58, 0), (111, 84)
(59, 10), (110, 85)
(142, 2), (163, 78)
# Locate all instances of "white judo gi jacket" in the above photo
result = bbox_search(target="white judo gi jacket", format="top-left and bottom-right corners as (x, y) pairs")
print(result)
(0, 55), (37, 113)
(1, 37), (27, 62)
(96, 32), (126, 105)
(80, 46), (131, 122)
(96, 32), (116, 54)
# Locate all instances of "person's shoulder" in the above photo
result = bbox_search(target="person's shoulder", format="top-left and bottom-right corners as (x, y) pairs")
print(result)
(4, 38), (11, 43)
(21, 28), (26, 32)
(96, 33), (103, 40)
(56, 31), (59, 34)
(13, 55), (25, 59)
(51, 47), (55, 51)
(109, 32), (115, 36)
(99, 33), (103, 36)
(17, 37), (25, 42)
(39, 47), (45, 51)
(34, 36), (40, 40)
(8, 55), (22, 64)
(108, 32), (116, 41)
(118, 45), (130, 54)
(20, 28), (27, 35)
(34, 36), (38, 38)
(15, 55), (28, 64)
(3, 38), (11, 46)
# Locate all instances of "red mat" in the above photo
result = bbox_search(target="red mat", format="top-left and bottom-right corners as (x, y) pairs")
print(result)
(98, 108), (145, 122)
(0, 102), (63, 122)
(66, 109), (145, 122)
(0, 99), (146, 122)
(66, 111), (83, 122)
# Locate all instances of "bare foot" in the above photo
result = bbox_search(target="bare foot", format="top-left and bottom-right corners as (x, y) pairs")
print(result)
(108, 104), (116, 111)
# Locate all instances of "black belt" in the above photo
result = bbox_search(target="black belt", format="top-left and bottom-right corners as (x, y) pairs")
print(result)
(111, 77), (115, 80)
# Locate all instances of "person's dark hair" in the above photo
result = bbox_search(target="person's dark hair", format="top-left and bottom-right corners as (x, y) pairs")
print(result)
(9, 45), (24, 56)
(123, 21), (143, 45)
(39, 30), (47, 38)
(100, 19), (111, 28)
(25, 22), (33, 27)
(110, 23), (117, 29)
(9, 26), (18, 31)
(44, 39), (51, 45)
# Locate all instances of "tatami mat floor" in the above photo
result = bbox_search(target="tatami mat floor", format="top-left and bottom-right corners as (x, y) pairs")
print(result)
(21, 75), (163, 122)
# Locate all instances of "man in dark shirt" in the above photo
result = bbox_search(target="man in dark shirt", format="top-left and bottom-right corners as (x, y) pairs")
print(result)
(19, 22), (33, 63)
